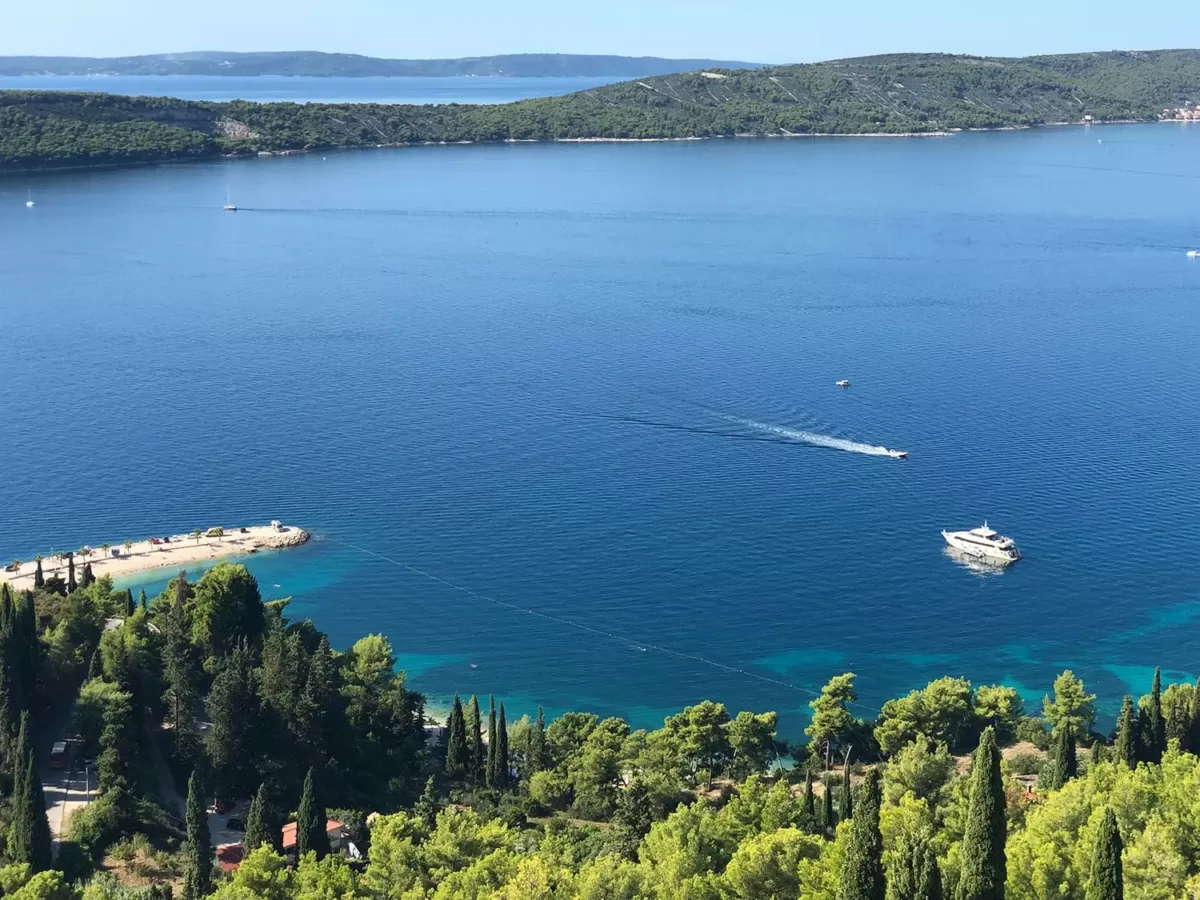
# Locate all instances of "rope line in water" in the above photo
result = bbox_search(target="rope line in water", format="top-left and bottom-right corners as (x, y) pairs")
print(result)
(325, 535), (882, 715)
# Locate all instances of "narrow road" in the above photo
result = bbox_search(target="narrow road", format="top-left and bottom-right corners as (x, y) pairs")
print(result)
(44, 761), (94, 847)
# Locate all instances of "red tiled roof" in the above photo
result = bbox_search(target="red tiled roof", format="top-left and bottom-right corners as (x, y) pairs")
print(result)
(215, 843), (244, 872)
(281, 819), (344, 850)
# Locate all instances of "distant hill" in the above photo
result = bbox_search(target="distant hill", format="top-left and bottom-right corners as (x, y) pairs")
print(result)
(0, 51), (765, 78)
(4, 50), (1200, 173)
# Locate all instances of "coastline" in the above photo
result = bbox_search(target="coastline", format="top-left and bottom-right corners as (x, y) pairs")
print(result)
(0, 117), (1164, 176)
(0, 523), (310, 592)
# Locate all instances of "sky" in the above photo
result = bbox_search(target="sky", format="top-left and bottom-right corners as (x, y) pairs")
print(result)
(3, 0), (1197, 62)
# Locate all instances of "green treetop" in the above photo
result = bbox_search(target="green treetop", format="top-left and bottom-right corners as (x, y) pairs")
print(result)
(1145, 667), (1166, 763)
(297, 767), (330, 860)
(467, 695), (484, 783)
(1114, 696), (1138, 769)
(445, 694), (468, 778)
(1042, 670), (1097, 735)
(486, 696), (498, 788)
(183, 770), (212, 900)
(243, 782), (276, 853)
(1048, 722), (1077, 790)
(889, 828), (943, 900)
(807, 673), (859, 760)
(496, 703), (510, 790)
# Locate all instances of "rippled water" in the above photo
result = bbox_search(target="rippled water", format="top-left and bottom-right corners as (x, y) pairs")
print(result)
(0, 75), (626, 104)
(2, 125), (1199, 734)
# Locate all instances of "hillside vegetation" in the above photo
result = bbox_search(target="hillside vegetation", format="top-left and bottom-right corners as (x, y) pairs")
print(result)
(3, 50), (1200, 171)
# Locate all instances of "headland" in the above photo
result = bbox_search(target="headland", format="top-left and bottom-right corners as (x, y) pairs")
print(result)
(0, 523), (310, 591)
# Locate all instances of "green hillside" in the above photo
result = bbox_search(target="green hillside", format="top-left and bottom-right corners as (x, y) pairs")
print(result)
(3, 50), (1200, 172)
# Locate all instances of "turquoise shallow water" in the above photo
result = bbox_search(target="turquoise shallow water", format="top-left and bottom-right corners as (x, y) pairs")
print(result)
(3, 125), (1200, 736)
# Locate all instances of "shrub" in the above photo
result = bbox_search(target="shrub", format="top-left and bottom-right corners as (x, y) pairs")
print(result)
(1007, 752), (1043, 776)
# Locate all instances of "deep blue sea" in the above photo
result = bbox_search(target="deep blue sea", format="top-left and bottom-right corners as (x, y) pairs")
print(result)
(3, 125), (1199, 736)
(0, 75), (625, 104)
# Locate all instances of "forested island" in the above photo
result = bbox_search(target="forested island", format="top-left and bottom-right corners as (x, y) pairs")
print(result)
(2, 557), (1200, 898)
(0, 52), (763, 79)
(3, 49), (1200, 173)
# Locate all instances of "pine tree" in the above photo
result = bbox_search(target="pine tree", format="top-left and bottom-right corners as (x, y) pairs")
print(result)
(298, 635), (335, 751)
(445, 694), (468, 778)
(496, 704), (510, 790)
(1147, 667), (1166, 763)
(612, 778), (655, 859)
(414, 775), (438, 831)
(838, 768), (884, 900)
(957, 728), (1006, 900)
(243, 782), (273, 852)
(67, 554), (76, 593)
(1049, 723), (1077, 790)
(486, 696), (498, 788)
(840, 763), (853, 822)
(821, 775), (836, 833)
(1086, 807), (1123, 900)
(467, 695), (484, 783)
(7, 712), (52, 872)
(1114, 696), (1138, 769)
(183, 771), (212, 900)
(33, 559), (43, 590)
(297, 767), (330, 859)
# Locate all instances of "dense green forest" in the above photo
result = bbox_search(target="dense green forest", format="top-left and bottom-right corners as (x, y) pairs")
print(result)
(3, 556), (1200, 899)
(2, 50), (1200, 172)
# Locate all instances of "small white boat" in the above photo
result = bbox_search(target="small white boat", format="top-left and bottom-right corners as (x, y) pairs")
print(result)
(25, 190), (34, 208)
(942, 522), (1021, 564)
(835, 379), (851, 388)
(886, 449), (908, 459)
(223, 187), (237, 212)
(1188, 250), (1199, 258)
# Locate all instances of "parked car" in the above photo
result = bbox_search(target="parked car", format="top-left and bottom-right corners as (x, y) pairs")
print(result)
(213, 798), (233, 814)
(151, 538), (162, 545)
(227, 818), (245, 832)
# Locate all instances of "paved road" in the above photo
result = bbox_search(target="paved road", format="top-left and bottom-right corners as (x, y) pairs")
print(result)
(43, 763), (95, 845)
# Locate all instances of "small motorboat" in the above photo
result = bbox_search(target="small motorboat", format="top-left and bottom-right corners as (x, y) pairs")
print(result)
(886, 449), (909, 459)
(1188, 250), (1199, 258)
(835, 379), (851, 388)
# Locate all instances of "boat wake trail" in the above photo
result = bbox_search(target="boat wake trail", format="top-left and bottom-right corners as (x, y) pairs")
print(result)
(716, 414), (894, 457)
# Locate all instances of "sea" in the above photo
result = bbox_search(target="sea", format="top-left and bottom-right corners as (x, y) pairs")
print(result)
(2, 122), (1199, 737)
(0, 74), (626, 105)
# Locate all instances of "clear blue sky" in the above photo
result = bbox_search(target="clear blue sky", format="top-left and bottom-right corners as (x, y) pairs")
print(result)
(5, 0), (1198, 61)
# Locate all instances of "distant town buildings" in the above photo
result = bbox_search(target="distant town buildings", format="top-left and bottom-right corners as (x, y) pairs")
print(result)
(1161, 104), (1199, 121)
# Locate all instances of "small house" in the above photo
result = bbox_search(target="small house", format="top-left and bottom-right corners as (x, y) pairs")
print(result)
(281, 819), (348, 856)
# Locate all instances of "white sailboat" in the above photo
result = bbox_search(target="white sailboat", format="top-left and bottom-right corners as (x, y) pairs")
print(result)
(223, 188), (237, 212)
(25, 190), (34, 208)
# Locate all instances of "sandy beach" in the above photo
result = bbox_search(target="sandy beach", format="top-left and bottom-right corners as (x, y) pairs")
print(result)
(0, 523), (309, 592)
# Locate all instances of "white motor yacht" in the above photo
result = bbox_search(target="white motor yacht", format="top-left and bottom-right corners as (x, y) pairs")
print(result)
(941, 522), (1021, 564)
(836, 379), (851, 388)
(886, 449), (908, 459)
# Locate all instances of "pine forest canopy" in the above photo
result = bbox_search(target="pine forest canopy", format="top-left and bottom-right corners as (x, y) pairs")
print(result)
(3, 49), (1200, 172)
(4, 553), (1200, 898)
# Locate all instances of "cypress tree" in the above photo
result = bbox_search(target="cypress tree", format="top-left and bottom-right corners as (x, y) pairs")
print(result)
(467, 695), (484, 783)
(445, 694), (468, 778)
(33, 559), (43, 590)
(486, 696), (498, 788)
(125, 588), (136, 617)
(531, 706), (548, 771)
(840, 763), (853, 822)
(496, 704), (510, 790)
(7, 712), (52, 872)
(67, 554), (76, 593)
(414, 775), (439, 831)
(957, 727), (1005, 900)
(803, 768), (816, 817)
(297, 767), (329, 859)
(243, 782), (273, 853)
(80, 562), (95, 588)
(0, 608), (14, 766)
(1090, 739), (1106, 767)
(918, 843), (944, 900)
(890, 829), (943, 900)
(838, 768), (884, 900)
(88, 648), (102, 681)
(1049, 723), (1077, 790)
(139, 588), (149, 612)
(1086, 807), (1123, 900)
(1114, 696), (1138, 769)
(183, 770), (212, 900)
(821, 775), (836, 833)
(1190, 677), (1200, 756)
(1147, 667), (1166, 763)
(612, 779), (654, 859)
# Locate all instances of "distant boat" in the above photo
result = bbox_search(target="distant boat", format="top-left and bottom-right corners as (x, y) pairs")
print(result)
(942, 522), (1021, 565)
(25, 190), (34, 208)
(1188, 250), (1198, 258)
(835, 379), (851, 388)
(223, 188), (237, 212)
(886, 449), (909, 459)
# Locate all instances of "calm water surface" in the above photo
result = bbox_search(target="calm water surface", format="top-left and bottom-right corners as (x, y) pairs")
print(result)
(0, 75), (625, 104)
(2, 125), (1199, 735)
